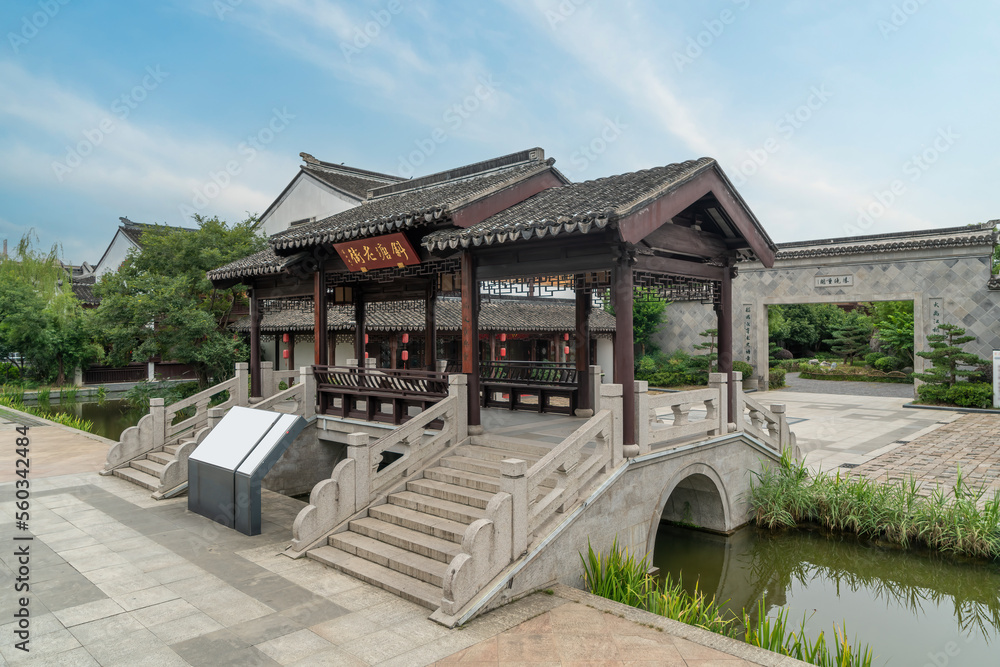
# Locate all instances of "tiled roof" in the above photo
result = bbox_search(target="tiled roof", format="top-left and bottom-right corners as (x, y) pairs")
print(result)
(71, 281), (100, 305)
(268, 148), (553, 251)
(118, 218), (198, 247)
(230, 297), (616, 334)
(298, 153), (404, 199)
(206, 247), (296, 282)
(422, 158), (716, 251)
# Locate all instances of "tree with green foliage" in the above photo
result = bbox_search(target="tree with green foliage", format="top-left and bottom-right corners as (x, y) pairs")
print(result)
(605, 288), (669, 356)
(0, 233), (102, 383)
(914, 323), (987, 387)
(822, 314), (871, 364)
(693, 328), (718, 373)
(872, 311), (914, 365)
(772, 303), (848, 357)
(93, 214), (266, 387)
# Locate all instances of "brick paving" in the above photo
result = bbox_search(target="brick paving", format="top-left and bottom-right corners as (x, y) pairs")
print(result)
(852, 413), (1000, 494)
(778, 372), (915, 399)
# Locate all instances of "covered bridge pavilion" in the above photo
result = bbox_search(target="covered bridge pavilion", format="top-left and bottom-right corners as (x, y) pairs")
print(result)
(208, 148), (777, 445)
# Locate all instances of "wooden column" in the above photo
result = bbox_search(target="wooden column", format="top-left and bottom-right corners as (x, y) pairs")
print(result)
(249, 287), (262, 397)
(575, 282), (592, 413)
(314, 262), (328, 366)
(613, 254), (635, 446)
(273, 335), (280, 371)
(354, 290), (366, 367)
(287, 333), (295, 371)
(461, 250), (481, 428)
(424, 283), (437, 370)
(716, 264), (735, 423)
(389, 335), (398, 370)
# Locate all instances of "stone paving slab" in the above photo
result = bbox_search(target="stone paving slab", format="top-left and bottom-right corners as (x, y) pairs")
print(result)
(852, 413), (1000, 494)
(778, 371), (915, 398)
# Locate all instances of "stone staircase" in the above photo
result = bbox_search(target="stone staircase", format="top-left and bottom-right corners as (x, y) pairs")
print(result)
(307, 434), (553, 609)
(111, 438), (193, 491)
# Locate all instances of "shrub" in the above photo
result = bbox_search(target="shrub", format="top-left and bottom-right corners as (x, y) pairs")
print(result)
(0, 362), (21, 384)
(769, 368), (786, 389)
(873, 356), (900, 372)
(917, 383), (950, 404)
(863, 352), (884, 366)
(946, 383), (994, 409)
(637, 355), (657, 375)
(775, 348), (794, 361)
(732, 361), (754, 377)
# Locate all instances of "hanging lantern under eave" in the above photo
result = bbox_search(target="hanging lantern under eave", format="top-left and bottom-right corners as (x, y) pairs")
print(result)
(364, 352), (369, 359)
(282, 333), (289, 343)
(500, 333), (507, 342)
(564, 346), (570, 355)
(500, 348), (506, 357)
(364, 334), (369, 344)
(401, 350), (409, 361)
(563, 333), (570, 341)
(282, 349), (289, 359)
(401, 333), (409, 344)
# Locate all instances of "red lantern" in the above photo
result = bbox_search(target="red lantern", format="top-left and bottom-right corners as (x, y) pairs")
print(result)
(401, 350), (409, 361)
(364, 334), (369, 344)
(563, 333), (569, 341)
(564, 346), (570, 355)
(282, 350), (289, 359)
(401, 333), (409, 344)
(282, 333), (289, 343)
(364, 352), (369, 359)
(500, 333), (507, 342)
(500, 348), (506, 357)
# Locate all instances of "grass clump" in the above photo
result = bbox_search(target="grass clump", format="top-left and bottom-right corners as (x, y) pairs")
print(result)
(749, 452), (1000, 560)
(581, 539), (874, 666)
(0, 386), (95, 432)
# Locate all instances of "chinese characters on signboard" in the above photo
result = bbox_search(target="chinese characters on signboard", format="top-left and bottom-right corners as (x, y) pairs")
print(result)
(333, 233), (420, 272)
(743, 304), (753, 364)
(930, 297), (943, 331)
(813, 274), (854, 287)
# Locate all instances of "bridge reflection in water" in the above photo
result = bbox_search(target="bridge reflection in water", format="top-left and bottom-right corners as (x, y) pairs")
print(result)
(653, 524), (1000, 666)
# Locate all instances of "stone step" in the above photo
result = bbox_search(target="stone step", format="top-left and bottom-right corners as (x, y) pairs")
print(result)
(147, 451), (176, 466)
(470, 434), (552, 458)
(113, 466), (160, 491)
(389, 491), (486, 524)
(439, 455), (505, 477)
(424, 467), (500, 494)
(348, 516), (461, 564)
(308, 545), (441, 609)
(131, 458), (167, 478)
(368, 504), (467, 543)
(455, 443), (542, 464)
(163, 444), (181, 455)
(330, 531), (448, 587)
(406, 479), (494, 509)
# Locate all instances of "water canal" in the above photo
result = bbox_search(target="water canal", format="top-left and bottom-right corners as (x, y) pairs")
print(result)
(653, 524), (1000, 666)
(36, 399), (143, 440)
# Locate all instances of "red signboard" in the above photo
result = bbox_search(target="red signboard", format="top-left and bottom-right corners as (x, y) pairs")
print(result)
(333, 233), (420, 272)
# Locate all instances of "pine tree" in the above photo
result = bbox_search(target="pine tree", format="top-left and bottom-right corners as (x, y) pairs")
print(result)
(914, 323), (985, 386)
(822, 318), (870, 364)
(693, 328), (718, 373)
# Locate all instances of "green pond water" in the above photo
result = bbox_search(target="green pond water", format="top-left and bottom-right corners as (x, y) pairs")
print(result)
(35, 399), (144, 440)
(653, 523), (1000, 666)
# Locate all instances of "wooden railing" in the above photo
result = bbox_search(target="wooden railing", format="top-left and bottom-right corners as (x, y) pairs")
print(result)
(480, 361), (579, 414)
(314, 365), (450, 424)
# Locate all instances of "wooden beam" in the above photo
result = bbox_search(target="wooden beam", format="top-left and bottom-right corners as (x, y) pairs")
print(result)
(451, 170), (564, 228)
(617, 166), (776, 267)
(249, 287), (262, 397)
(313, 263), (328, 366)
(613, 255), (635, 446)
(255, 282), (314, 300)
(633, 254), (726, 282)
(642, 223), (731, 259)
(461, 250), (481, 427)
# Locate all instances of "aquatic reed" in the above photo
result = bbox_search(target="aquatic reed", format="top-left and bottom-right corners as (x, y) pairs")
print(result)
(0, 386), (95, 433)
(749, 452), (1000, 560)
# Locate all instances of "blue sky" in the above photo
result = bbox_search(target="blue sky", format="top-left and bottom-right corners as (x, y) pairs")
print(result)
(1, 0), (997, 264)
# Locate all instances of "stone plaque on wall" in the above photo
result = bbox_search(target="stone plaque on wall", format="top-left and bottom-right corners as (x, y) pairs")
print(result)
(742, 304), (752, 364)
(930, 296), (943, 331)
(814, 274), (854, 287)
